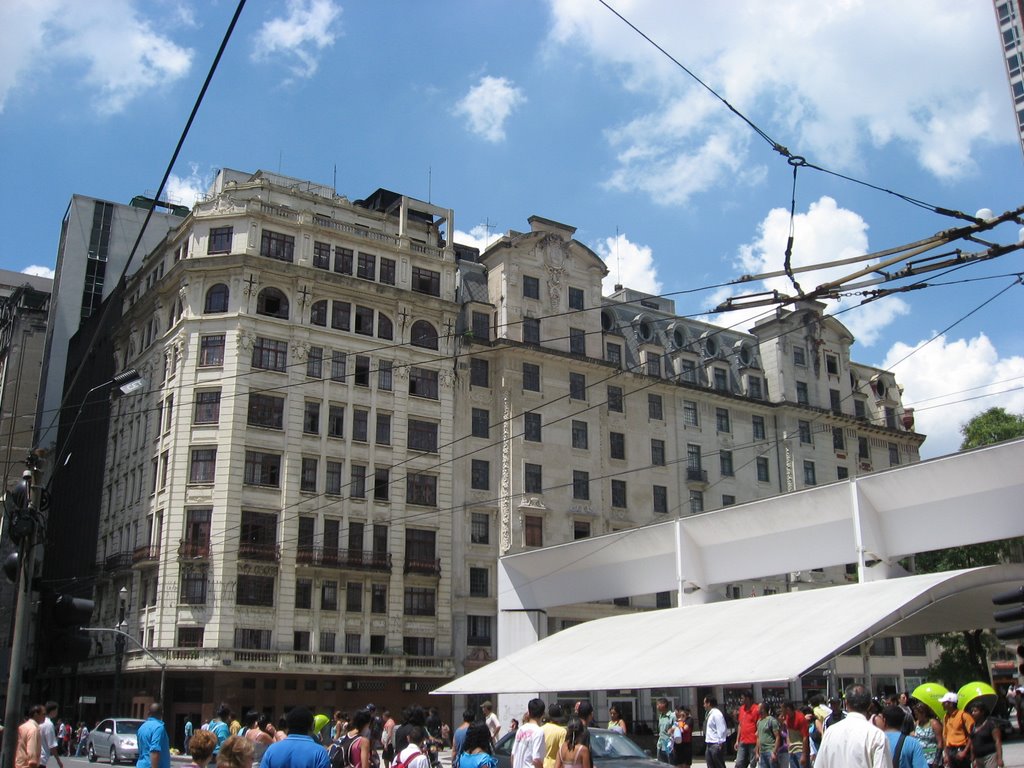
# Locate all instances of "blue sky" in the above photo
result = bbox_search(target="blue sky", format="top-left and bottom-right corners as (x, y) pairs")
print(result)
(1, 0), (1022, 457)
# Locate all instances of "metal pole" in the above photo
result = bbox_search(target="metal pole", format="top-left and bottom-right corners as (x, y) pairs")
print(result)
(0, 534), (36, 768)
(82, 628), (166, 714)
(0, 464), (41, 768)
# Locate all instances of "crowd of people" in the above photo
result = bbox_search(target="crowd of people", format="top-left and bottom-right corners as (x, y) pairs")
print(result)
(7, 684), (1017, 768)
(177, 702), (462, 768)
(700, 685), (1007, 768)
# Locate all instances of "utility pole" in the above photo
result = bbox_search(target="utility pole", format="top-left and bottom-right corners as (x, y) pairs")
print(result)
(1, 456), (43, 768)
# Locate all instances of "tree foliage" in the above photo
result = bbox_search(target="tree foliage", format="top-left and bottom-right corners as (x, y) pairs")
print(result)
(959, 407), (1024, 451)
(919, 408), (1024, 685)
(924, 630), (1001, 690)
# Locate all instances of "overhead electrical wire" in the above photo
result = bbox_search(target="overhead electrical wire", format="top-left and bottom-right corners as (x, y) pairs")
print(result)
(35, 0), (249, 454)
(594, 0), (997, 226)
(23, 4), (1024, 622)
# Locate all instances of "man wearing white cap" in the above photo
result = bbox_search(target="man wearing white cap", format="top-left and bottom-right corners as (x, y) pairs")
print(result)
(939, 693), (973, 768)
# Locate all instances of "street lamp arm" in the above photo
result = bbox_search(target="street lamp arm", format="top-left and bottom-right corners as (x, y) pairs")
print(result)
(82, 626), (167, 669)
(83, 626), (166, 715)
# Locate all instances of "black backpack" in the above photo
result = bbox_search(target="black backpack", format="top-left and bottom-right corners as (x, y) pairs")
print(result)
(329, 734), (359, 768)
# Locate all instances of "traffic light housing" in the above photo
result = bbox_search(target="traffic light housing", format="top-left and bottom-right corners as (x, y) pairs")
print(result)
(46, 593), (95, 663)
(5, 472), (34, 543)
(992, 584), (1024, 641)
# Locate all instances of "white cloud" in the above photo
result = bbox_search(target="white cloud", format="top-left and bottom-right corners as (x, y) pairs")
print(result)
(880, 333), (1024, 458)
(252, 0), (341, 80)
(22, 265), (55, 279)
(0, 0), (193, 115)
(547, 1), (1009, 203)
(453, 76), (526, 143)
(166, 163), (211, 209)
(709, 196), (909, 344)
(453, 225), (502, 254)
(592, 232), (662, 296)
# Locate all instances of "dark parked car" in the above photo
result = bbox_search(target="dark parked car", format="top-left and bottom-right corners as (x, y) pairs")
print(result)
(494, 728), (661, 768)
(87, 718), (144, 764)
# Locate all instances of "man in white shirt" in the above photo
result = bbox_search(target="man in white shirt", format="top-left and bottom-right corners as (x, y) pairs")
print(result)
(482, 701), (501, 744)
(39, 703), (63, 768)
(702, 697), (728, 768)
(815, 684), (893, 768)
(395, 726), (430, 768)
(511, 699), (546, 768)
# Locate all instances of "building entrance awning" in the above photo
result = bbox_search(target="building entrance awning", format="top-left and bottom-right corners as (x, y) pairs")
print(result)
(434, 564), (1024, 694)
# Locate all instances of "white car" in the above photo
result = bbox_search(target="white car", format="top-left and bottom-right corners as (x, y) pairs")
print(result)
(87, 718), (144, 764)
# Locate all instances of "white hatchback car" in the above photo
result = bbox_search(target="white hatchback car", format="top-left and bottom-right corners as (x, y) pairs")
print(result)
(87, 718), (144, 764)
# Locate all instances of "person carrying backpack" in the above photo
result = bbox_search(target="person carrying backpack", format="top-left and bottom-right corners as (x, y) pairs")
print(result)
(393, 726), (430, 768)
(330, 711), (375, 768)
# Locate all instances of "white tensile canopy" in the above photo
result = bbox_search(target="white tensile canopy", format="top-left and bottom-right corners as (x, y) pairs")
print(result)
(434, 564), (1024, 694)
(433, 439), (1024, 698)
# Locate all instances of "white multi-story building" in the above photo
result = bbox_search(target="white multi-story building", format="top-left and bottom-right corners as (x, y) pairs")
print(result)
(70, 170), (924, 739)
(81, 170), (458, 731)
(448, 215), (927, 720)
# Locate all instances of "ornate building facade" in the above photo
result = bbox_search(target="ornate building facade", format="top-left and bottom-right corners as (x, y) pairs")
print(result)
(66, 170), (924, 737)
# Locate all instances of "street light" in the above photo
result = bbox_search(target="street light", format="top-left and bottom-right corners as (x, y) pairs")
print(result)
(83, 623), (166, 719)
(112, 369), (145, 395)
(51, 368), (145, 479)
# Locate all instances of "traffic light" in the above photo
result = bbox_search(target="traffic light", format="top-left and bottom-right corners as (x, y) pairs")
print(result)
(46, 593), (95, 663)
(5, 472), (34, 543)
(992, 584), (1024, 641)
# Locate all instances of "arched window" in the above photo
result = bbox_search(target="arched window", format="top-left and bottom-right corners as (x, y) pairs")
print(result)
(377, 312), (394, 341)
(310, 300), (327, 326)
(410, 320), (438, 350)
(204, 283), (229, 313)
(257, 287), (289, 319)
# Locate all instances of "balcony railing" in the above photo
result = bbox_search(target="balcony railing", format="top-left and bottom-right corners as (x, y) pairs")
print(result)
(96, 552), (133, 574)
(178, 540), (211, 559)
(296, 547), (393, 572)
(340, 550), (392, 571)
(132, 545), (160, 567)
(312, 216), (400, 247)
(80, 648), (455, 678)
(404, 557), (442, 576)
(686, 467), (708, 484)
(238, 542), (280, 562)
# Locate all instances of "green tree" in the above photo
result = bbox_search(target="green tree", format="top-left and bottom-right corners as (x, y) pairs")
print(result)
(958, 407), (1024, 451)
(919, 407), (1024, 688)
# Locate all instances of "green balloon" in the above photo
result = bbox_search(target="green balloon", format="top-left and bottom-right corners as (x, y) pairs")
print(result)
(313, 713), (330, 737)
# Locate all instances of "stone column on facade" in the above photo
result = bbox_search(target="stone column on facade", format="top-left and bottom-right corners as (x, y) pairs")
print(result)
(499, 388), (512, 555)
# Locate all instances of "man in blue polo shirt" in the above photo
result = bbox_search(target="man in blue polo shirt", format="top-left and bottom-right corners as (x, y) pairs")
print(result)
(136, 704), (170, 768)
(262, 707), (330, 768)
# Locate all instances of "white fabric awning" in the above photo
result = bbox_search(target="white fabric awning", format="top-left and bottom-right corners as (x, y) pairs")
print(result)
(434, 565), (1024, 694)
